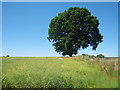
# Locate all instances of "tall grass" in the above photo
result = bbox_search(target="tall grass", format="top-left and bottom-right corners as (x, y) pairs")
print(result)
(2, 57), (118, 88)
(0, 57), (2, 90)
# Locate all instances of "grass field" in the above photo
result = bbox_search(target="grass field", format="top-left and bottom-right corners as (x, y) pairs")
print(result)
(2, 56), (118, 88)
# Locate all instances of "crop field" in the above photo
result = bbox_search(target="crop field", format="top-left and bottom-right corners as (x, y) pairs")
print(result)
(2, 56), (118, 88)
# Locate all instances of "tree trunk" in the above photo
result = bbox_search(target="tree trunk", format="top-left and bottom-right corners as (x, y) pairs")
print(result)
(69, 54), (72, 57)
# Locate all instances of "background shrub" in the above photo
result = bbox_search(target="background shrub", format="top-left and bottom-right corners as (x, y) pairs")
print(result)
(97, 54), (105, 58)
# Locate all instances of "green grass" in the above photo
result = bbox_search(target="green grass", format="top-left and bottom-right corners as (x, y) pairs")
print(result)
(2, 56), (118, 88)
(0, 57), (2, 90)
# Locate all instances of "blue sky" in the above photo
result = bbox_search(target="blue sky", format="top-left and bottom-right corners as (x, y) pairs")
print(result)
(2, 2), (118, 57)
(2, 0), (120, 2)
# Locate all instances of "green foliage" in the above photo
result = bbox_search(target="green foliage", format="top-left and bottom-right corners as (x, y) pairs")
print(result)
(47, 7), (103, 57)
(90, 55), (96, 58)
(6, 55), (10, 57)
(97, 54), (105, 58)
(82, 54), (87, 56)
(2, 57), (118, 88)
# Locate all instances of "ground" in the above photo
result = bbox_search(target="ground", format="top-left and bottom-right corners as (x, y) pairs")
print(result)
(2, 56), (118, 88)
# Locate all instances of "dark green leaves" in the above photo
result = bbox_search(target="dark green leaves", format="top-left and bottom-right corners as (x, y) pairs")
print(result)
(47, 7), (103, 57)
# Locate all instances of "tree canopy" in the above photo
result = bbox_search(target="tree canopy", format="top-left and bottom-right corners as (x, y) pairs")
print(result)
(47, 7), (103, 57)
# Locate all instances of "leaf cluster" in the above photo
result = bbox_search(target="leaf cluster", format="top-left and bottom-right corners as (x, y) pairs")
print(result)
(47, 7), (103, 56)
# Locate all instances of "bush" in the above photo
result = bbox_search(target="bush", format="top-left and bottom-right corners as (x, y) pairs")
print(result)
(90, 55), (96, 58)
(6, 55), (10, 57)
(82, 54), (88, 56)
(97, 54), (105, 58)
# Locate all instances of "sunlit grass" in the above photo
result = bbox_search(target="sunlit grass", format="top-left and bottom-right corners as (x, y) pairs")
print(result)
(2, 56), (118, 88)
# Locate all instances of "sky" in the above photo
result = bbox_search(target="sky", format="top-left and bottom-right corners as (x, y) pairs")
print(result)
(2, 2), (118, 57)
(1, 0), (120, 2)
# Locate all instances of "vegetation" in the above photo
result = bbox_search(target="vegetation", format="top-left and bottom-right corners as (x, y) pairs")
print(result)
(97, 54), (105, 58)
(0, 57), (1, 90)
(2, 56), (118, 88)
(6, 55), (10, 57)
(47, 7), (103, 57)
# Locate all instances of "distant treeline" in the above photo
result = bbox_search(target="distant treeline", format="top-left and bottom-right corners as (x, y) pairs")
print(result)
(3, 54), (118, 59)
(81, 54), (105, 58)
(2, 55), (10, 57)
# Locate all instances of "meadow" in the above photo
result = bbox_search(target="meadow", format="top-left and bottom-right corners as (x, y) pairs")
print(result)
(2, 56), (118, 88)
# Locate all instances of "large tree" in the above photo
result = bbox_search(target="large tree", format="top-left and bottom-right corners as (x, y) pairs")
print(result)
(47, 7), (103, 57)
